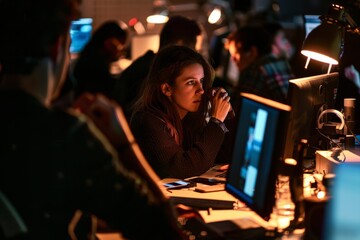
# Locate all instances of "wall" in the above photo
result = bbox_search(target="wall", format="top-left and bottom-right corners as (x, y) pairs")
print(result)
(80, 0), (154, 30)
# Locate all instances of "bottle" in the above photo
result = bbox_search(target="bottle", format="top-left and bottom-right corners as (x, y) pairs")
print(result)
(344, 98), (356, 147)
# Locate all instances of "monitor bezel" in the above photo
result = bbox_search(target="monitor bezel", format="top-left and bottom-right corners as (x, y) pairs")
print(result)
(225, 93), (291, 221)
(283, 72), (339, 159)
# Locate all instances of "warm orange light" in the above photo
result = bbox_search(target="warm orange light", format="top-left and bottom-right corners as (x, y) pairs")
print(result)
(208, 7), (222, 24)
(146, 14), (168, 24)
(301, 50), (338, 65)
(317, 191), (326, 199)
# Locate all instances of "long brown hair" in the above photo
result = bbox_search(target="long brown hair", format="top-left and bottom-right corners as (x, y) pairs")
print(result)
(132, 45), (213, 144)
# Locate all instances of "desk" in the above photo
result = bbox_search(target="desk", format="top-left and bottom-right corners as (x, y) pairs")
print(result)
(162, 179), (304, 239)
(315, 147), (360, 174)
(165, 188), (239, 210)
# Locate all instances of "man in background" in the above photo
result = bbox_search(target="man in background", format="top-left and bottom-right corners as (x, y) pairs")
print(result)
(263, 22), (295, 61)
(226, 25), (294, 104)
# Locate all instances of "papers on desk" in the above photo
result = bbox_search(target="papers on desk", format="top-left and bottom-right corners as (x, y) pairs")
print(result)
(198, 209), (274, 230)
(315, 150), (360, 174)
(167, 188), (238, 209)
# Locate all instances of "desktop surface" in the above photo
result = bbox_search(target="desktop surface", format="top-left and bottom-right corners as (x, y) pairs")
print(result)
(162, 178), (304, 240)
(315, 147), (360, 174)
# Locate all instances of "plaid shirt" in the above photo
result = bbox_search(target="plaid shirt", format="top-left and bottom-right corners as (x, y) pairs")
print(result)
(237, 54), (294, 104)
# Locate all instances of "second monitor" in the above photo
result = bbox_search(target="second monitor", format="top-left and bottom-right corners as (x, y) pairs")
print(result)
(283, 72), (339, 160)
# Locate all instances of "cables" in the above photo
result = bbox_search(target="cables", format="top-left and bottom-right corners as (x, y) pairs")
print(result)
(316, 128), (346, 163)
(343, 120), (360, 145)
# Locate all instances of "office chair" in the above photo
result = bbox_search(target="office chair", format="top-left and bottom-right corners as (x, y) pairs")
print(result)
(0, 190), (28, 239)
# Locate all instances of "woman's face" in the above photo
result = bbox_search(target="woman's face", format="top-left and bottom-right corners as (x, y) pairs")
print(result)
(163, 63), (205, 119)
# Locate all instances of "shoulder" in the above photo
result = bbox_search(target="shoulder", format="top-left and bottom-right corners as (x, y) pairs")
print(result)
(259, 55), (289, 68)
(50, 109), (116, 157)
(120, 50), (155, 75)
(49, 108), (88, 133)
(131, 110), (167, 129)
(131, 110), (176, 143)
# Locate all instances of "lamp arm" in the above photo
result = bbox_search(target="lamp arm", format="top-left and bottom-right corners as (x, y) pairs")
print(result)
(321, 3), (360, 35)
(343, 11), (360, 34)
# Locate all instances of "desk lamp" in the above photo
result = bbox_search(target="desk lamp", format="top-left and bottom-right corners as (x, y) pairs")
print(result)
(301, 3), (360, 73)
(146, 0), (169, 24)
(205, 0), (232, 25)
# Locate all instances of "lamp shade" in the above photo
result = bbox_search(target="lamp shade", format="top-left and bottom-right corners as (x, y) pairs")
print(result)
(208, 7), (222, 24)
(301, 23), (342, 65)
(147, 0), (169, 24)
(146, 8), (169, 24)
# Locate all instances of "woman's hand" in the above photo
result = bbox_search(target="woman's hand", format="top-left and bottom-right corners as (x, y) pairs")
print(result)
(209, 88), (232, 122)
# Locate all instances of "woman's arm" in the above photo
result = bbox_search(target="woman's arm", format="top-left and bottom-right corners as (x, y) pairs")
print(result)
(131, 111), (227, 179)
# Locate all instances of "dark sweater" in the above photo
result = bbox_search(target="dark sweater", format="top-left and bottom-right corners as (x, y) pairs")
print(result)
(130, 110), (227, 179)
(0, 90), (183, 240)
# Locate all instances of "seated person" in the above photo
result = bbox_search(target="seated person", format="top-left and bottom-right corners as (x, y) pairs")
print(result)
(345, 64), (360, 92)
(263, 21), (295, 61)
(73, 20), (127, 99)
(0, 0), (186, 239)
(226, 25), (294, 105)
(130, 45), (233, 179)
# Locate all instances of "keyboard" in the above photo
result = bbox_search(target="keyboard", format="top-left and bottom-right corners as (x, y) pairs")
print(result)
(170, 196), (235, 210)
(180, 217), (224, 240)
(208, 219), (273, 240)
(180, 217), (272, 240)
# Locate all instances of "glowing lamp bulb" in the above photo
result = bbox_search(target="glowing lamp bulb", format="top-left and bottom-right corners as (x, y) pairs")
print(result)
(208, 8), (221, 24)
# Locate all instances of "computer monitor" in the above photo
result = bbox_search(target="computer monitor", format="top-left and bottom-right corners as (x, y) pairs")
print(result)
(303, 15), (322, 38)
(283, 72), (339, 160)
(70, 18), (93, 54)
(226, 93), (291, 220)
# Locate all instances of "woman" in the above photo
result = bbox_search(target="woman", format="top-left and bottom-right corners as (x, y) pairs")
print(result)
(130, 45), (232, 179)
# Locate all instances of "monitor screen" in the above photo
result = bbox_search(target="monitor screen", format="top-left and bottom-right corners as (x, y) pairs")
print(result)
(323, 162), (360, 240)
(70, 18), (93, 54)
(226, 93), (291, 220)
(303, 15), (321, 38)
(283, 72), (339, 160)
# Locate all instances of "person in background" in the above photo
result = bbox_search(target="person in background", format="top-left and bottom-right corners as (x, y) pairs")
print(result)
(130, 45), (232, 179)
(263, 22), (295, 61)
(226, 25), (294, 105)
(113, 15), (202, 120)
(73, 20), (127, 99)
(344, 64), (360, 93)
(342, 64), (360, 133)
(0, 0), (186, 239)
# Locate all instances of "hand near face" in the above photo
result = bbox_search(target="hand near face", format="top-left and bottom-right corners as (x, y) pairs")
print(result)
(209, 88), (232, 122)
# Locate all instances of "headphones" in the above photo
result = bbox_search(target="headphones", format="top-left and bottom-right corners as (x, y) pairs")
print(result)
(317, 109), (345, 131)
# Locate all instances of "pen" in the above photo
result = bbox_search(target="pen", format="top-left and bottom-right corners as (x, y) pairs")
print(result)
(207, 207), (212, 215)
